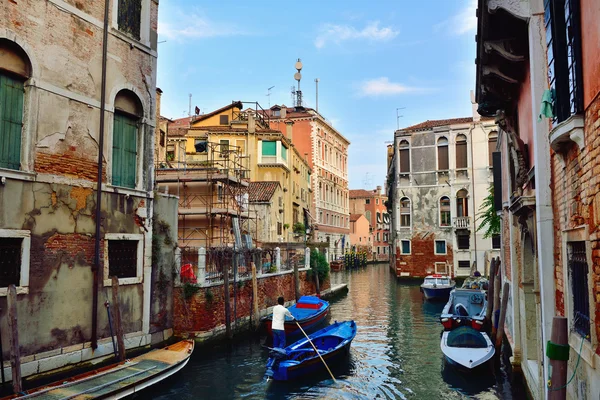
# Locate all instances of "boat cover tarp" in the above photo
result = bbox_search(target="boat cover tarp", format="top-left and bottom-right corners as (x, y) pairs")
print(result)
(447, 327), (488, 348)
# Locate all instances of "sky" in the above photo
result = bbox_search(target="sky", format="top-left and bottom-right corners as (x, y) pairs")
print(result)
(156, 0), (478, 189)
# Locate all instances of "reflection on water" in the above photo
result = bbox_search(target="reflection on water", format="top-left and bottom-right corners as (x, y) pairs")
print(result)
(139, 264), (526, 399)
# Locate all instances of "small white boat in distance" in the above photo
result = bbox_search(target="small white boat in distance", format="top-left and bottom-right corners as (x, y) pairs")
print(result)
(440, 326), (495, 369)
(420, 274), (455, 301)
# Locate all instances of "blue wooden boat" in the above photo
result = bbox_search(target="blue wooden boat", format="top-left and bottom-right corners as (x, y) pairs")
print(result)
(265, 320), (357, 381)
(420, 274), (455, 301)
(263, 296), (330, 337)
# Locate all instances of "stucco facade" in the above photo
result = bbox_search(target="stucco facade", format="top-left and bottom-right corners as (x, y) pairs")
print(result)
(0, 0), (177, 382)
(387, 107), (500, 278)
(349, 187), (390, 261)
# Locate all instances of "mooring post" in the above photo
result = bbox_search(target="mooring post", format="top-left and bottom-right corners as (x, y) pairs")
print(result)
(492, 262), (502, 336)
(251, 263), (259, 325)
(548, 316), (568, 399)
(495, 282), (510, 349)
(7, 285), (21, 394)
(486, 258), (496, 322)
(313, 253), (320, 297)
(275, 247), (281, 273)
(198, 247), (206, 286)
(223, 257), (232, 340)
(111, 277), (126, 361)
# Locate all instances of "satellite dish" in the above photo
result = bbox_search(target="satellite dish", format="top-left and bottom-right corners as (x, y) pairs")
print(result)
(295, 61), (303, 71)
(294, 72), (302, 81)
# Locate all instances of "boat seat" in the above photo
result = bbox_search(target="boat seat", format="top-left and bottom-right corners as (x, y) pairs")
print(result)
(455, 303), (469, 317)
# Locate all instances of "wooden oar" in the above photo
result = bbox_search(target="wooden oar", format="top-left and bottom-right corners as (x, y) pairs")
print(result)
(295, 321), (337, 382)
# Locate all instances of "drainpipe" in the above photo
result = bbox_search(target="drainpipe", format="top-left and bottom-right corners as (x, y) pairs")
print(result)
(469, 124), (478, 273)
(92, 0), (110, 350)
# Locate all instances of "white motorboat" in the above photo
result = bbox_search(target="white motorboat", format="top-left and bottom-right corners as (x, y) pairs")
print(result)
(420, 274), (455, 301)
(440, 326), (495, 369)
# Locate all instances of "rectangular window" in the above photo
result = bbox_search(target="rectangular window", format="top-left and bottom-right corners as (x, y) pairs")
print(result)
(277, 222), (282, 236)
(435, 262), (448, 274)
(458, 260), (470, 269)
(112, 113), (138, 189)
(492, 234), (501, 249)
(435, 240), (446, 255)
(488, 136), (497, 167)
(220, 139), (229, 155)
(400, 148), (410, 173)
(366, 199), (370, 204)
(194, 139), (207, 153)
(456, 141), (467, 169)
(118, 0), (142, 40)
(159, 131), (165, 147)
(236, 139), (246, 155)
(281, 144), (287, 160)
(0, 238), (22, 287)
(262, 141), (277, 156)
(401, 240), (410, 254)
(220, 115), (229, 125)
(400, 199), (411, 227)
(568, 241), (590, 338)
(376, 198), (379, 205)
(457, 234), (470, 250)
(108, 240), (138, 279)
(0, 74), (25, 170)
(440, 198), (451, 227)
(376, 232), (380, 241)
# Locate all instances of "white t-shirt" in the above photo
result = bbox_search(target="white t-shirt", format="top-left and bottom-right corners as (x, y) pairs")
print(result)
(272, 304), (293, 331)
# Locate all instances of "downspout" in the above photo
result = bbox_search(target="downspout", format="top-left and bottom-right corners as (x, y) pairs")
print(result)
(469, 124), (478, 273)
(92, 0), (110, 350)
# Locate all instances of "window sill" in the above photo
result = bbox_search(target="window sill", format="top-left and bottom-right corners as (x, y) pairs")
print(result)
(549, 114), (584, 152)
(103, 277), (142, 287)
(104, 184), (152, 198)
(0, 286), (29, 296)
(0, 168), (35, 182)
(569, 332), (596, 368)
(110, 28), (156, 56)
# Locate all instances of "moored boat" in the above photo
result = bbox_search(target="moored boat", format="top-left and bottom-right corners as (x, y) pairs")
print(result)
(263, 296), (330, 337)
(440, 326), (495, 369)
(5, 340), (194, 399)
(439, 288), (488, 331)
(420, 274), (455, 301)
(265, 320), (357, 381)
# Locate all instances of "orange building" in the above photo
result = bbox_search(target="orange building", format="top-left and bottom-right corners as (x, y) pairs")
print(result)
(349, 214), (370, 252)
(349, 187), (390, 261)
(268, 105), (350, 261)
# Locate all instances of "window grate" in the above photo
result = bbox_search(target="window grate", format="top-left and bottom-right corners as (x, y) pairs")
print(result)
(108, 240), (138, 279)
(457, 234), (470, 250)
(492, 234), (501, 249)
(118, 0), (142, 40)
(568, 241), (590, 338)
(458, 260), (470, 269)
(0, 238), (22, 287)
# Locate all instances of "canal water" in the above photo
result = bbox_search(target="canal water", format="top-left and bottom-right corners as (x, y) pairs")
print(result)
(142, 263), (527, 399)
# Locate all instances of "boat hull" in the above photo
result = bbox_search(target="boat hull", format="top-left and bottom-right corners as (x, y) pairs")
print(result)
(440, 331), (495, 370)
(422, 286), (454, 301)
(266, 320), (356, 381)
(263, 297), (330, 338)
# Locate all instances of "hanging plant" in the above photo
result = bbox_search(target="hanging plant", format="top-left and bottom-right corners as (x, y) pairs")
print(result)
(476, 184), (500, 239)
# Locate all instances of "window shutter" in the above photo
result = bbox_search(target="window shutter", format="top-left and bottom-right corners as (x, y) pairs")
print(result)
(262, 141), (276, 156)
(0, 74), (24, 170)
(112, 113), (137, 188)
(399, 148), (410, 172)
(456, 142), (467, 168)
(438, 145), (449, 170)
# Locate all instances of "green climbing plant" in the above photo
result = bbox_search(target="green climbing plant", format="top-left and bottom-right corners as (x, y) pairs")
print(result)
(307, 249), (329, 282)
(476, 184), (500, 239)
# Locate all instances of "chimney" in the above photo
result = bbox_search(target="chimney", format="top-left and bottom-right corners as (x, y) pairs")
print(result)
(470, 90), (481, 122)
(376, 186), (382, 195)
(248, 112), (256, 133)
(285, 120), (294, 141)
(280, 107), (287, 118)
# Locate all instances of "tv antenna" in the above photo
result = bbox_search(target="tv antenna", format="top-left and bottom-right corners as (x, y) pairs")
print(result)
(315, 78), (319, 112)
(266, 86), (275, 108)
(363, 172), (373, 188)
(396, 107), (405, 130)
(294, 59), (303, 107)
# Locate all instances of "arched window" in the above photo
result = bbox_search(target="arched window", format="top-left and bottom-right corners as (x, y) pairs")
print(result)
(365, 210), (372, 224)
(0, 39), (32, 171)
(455, 134), (467, 169)
(437, 137), (449, 170)
(488, 131), (498, 167)
(400, 197), (411, 227)
(398, 140), (410, 173)
(456, 189), (468, 217)
(440, 196), (451, 226)
(113, 89), (143, 188)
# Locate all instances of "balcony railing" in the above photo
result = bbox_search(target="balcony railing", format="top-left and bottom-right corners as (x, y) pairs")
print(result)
(452, 216), (471, 229)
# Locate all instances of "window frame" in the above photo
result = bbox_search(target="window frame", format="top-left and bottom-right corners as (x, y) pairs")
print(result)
(488, 132), (498, 167)
(455, 134), (468, 169)
(435, 262), (448, 275)
(492, 234), (501, 250)
(567, 241), (590, 339)
(112, 0), (151, 47)
(434, 240), (447, 255)
(439, 196), (451, 227)
(104, 233), (144, 286)
(400, 197), (411, 228)
(398, 140), (410, 173)
(437, 136), (449, 171)
(401, 239), (411, 255)
(457, 233), (470, 250)
(112, 111), (139, 189)
(0, 229), (30, 296)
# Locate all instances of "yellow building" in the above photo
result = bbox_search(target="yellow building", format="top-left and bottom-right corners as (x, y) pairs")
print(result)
(157, 102), (312, 247)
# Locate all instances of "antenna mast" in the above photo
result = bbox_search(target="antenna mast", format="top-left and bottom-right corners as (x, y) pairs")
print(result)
(294, 59), (303, 108)
(266, 86), (275, 108)
(315, 78), (319, 113)
(188, 93), (192, 118)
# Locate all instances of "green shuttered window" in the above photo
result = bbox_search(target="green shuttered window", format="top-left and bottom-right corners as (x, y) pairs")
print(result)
(262, 141), (276, 156)
(0, 74), (24, 170)
(112, 113), (138, 188)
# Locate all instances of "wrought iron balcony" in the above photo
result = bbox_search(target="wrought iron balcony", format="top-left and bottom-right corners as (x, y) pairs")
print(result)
(452, 216), (471, 229)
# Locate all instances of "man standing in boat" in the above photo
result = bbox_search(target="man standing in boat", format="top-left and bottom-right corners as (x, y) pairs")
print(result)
(272, 296), (295, 348)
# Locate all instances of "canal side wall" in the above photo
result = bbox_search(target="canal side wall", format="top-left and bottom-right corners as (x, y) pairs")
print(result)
(173, 268), (330, 336)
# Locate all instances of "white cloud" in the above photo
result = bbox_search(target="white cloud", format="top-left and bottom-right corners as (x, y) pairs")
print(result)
(434, 0), (477, 35)
(314, 21), (398, 49)
(358, 77), (431, 97)
(158, 9), (248, 41)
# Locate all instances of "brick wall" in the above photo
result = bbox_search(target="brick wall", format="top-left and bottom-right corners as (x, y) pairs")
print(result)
(552, 92), (600, 355)
(394, 235), (454, 278)
(502, 208), (512, 282)
(173, 271), (330, 334)
(35, 152), (107, 182)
